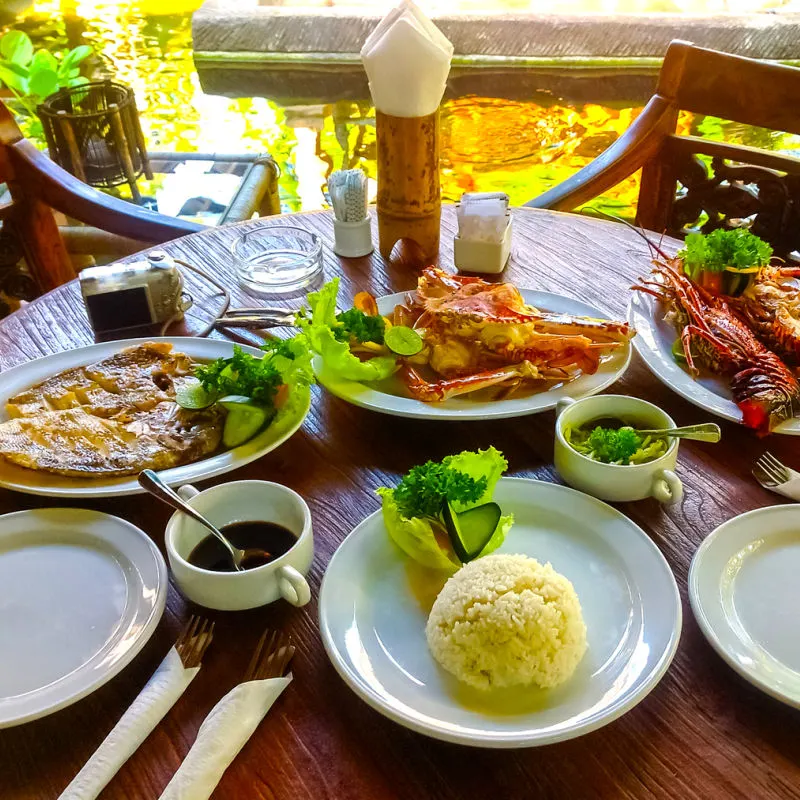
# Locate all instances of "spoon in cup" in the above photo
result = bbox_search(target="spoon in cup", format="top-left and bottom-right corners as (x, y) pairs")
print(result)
(632, 422), (721, 443)
(138, 470), (270, 572)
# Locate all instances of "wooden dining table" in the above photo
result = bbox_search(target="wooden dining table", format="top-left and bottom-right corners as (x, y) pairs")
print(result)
(1, 206), (799, 800)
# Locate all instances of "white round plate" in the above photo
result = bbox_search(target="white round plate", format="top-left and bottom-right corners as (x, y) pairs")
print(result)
(0, 508), (167, 728)
(319, 478), (681, 747)
(314, 290), (631, 421)
(628, 292), (799, 435)
(689, 504), (800, 708)
(0, 336), (311, 497)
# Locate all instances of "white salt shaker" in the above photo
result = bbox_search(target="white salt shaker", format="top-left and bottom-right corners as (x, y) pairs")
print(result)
(453, 192), (512, 274)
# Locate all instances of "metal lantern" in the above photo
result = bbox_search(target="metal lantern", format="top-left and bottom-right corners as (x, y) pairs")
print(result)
(38, 80), (153, 203)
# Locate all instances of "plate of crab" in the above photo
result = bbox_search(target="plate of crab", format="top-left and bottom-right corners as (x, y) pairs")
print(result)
(627, 227), (800, 436)
(305, 267), (634, 421)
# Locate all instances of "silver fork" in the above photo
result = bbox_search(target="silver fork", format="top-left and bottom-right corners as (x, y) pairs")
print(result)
(753, 452), (793, 488)
(245, 628), (295, 681)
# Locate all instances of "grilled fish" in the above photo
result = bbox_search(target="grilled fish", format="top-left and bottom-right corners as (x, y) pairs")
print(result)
(0, 343), (223, 478)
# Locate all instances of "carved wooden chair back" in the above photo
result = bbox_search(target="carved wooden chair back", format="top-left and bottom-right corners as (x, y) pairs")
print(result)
(637, 41), (800, 257)
(0, 100), (202, 298)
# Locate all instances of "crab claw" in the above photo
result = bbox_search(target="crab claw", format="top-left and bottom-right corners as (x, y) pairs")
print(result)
(400, 361), (540, 402)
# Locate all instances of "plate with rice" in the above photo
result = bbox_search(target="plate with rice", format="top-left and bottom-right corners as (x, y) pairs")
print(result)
(319, 477), (681, 747)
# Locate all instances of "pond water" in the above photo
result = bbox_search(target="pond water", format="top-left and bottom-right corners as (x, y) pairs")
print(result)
(4, 1), (800, 221)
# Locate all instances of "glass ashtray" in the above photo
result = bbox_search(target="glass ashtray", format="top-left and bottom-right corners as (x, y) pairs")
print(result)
(232, 226), (324, 295)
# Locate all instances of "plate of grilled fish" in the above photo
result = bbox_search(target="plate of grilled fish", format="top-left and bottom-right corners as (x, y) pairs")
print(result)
(0, 338), (311, 497)
(312, 267), (634, 421)
(628, 237), (800, 437)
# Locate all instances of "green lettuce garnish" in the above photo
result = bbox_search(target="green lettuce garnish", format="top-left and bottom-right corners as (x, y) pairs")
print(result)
(679, 229), (772, 280)
(298, 278), (397, 382)
(377, 447), (513, 571)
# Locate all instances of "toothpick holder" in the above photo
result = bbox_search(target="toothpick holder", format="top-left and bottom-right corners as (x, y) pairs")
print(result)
(376, 109), (441, 265)
(333, 216), (374, 258)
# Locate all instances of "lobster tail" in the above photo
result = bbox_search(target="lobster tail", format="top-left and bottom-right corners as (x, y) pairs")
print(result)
(731, 358), (800, 435)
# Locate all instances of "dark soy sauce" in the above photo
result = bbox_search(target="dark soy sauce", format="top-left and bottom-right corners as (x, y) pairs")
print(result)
(187, 521), (297, 572)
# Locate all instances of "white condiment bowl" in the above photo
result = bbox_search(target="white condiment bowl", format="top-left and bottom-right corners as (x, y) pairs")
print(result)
(165, 480), (313, 610)
(554, 394), (683, 504)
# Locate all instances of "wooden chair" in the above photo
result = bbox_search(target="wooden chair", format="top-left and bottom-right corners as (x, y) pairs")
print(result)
(527, 40), (800, 258)
(0, 100), (204, 296)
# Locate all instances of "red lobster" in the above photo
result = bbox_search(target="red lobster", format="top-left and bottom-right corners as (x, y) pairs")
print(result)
(633, 259), (799, 435)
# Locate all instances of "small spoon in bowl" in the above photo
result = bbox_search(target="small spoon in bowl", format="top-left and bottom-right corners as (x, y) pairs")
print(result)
(632, 422), (722, 443)
(138, 470), (270, 572)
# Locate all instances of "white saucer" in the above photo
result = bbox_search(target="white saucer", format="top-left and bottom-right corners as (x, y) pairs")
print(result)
(0, 508), (167, 728)
(319, 478), (682, 747)
(690, 504), (800, 708)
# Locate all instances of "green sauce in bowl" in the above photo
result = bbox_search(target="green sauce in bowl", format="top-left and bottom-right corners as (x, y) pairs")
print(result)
(564, 418), (668, 466)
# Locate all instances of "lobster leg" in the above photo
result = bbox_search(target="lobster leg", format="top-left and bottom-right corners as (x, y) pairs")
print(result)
(400, 361), (540, 402)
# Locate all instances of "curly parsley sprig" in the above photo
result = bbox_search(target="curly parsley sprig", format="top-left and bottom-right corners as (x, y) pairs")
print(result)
(394, 460), (488, 521)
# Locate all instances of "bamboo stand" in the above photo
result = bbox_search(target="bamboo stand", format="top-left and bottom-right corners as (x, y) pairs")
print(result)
(376, 109), (440, 264)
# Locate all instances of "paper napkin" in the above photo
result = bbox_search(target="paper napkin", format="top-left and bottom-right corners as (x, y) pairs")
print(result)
(159, 675), (292, 800)
(58, 647), (200, 800)
(765, 475), (800, 501)
(361, 0), (453, 117)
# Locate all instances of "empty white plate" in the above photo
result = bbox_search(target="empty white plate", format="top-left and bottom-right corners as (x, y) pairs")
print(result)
(690, 504), (800, 708)
(319, 478), (681, 747)
(0, 509), (167, 728)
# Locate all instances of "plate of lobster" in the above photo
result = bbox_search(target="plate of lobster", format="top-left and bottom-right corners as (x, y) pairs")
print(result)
(628, 229), (800, 436)
(313, 267), (634, 421)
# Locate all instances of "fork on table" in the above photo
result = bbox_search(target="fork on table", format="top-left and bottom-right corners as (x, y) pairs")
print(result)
(752, 452), (800, 500)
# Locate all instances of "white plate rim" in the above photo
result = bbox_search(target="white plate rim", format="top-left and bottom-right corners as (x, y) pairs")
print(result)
(319, 477), (682, 747)
(0, 336), (311, 498)
(688, 503), (800, 709)
(0, 508), (168, 728)
(627, 292), (800, 435)
(314, 289), (632, 421)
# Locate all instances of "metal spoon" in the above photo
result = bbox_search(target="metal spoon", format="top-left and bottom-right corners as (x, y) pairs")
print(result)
(138, 470), (270, 572)
(633, 422), (722, 443)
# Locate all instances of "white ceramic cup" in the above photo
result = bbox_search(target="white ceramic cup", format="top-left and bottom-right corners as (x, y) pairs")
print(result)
(165, 480), (313, 611)
(554, 394), (683, 505)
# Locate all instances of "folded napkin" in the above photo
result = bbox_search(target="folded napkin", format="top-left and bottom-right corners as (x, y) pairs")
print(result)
(766, 474), (800, 501)
(59, 647), (200, 800)
(361, 0), (453, 117)
(159, 674), (292, 800)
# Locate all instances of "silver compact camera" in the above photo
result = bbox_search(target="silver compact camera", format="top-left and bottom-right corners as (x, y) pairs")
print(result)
(80, 251), (192, 334)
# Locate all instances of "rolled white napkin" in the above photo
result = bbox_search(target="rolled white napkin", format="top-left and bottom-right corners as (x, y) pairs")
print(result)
(765, 474), (800, 501)
(159, 674), (292, 800)
(59, 647), (200, 800)
(361, 0), (453, 118)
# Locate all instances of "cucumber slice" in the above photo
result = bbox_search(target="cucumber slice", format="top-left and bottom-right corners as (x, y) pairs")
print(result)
(175, 379), (216, 410)
(219, 396), (270, 447)
(444, 501), (502, 563)
(671, 338), (687, 364)
(384, 325), (423, 356)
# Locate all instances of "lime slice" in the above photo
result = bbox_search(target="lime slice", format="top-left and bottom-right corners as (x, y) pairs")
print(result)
(219, 396), (271, 447)
(175, 379), (216, 410)
(384, 325), (423, 356)
(443, 501), (502, 563)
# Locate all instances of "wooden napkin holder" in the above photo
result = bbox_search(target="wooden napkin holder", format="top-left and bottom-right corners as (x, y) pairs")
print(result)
(376, 109), (440, 265)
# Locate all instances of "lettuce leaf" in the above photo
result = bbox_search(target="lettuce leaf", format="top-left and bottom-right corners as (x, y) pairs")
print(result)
(299, 278), (398, 382)
(377, 488), (460, 572)
(378, 447), (513, 570)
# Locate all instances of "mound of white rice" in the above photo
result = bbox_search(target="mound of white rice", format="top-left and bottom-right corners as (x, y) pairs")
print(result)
(426, 553), (587, 690)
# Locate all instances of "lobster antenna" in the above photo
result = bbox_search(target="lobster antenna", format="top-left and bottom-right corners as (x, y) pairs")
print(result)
(580, 208), (672, 261)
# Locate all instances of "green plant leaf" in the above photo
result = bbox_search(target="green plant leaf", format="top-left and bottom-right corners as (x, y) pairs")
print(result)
(65, 75), (89, 89)
(30, 49), (57, 73)
(0, 31), (34, 67)
(61, 45), (92, 70)
(28, 68), (58, 99)
(0, 63), (28, 93)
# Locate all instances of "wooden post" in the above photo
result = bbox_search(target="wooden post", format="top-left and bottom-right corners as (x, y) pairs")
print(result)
(107, 102), (142, 204)
(127, 90), (154, 180)
(376, 109), (440, 265)
(56, 110), (87, 183)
